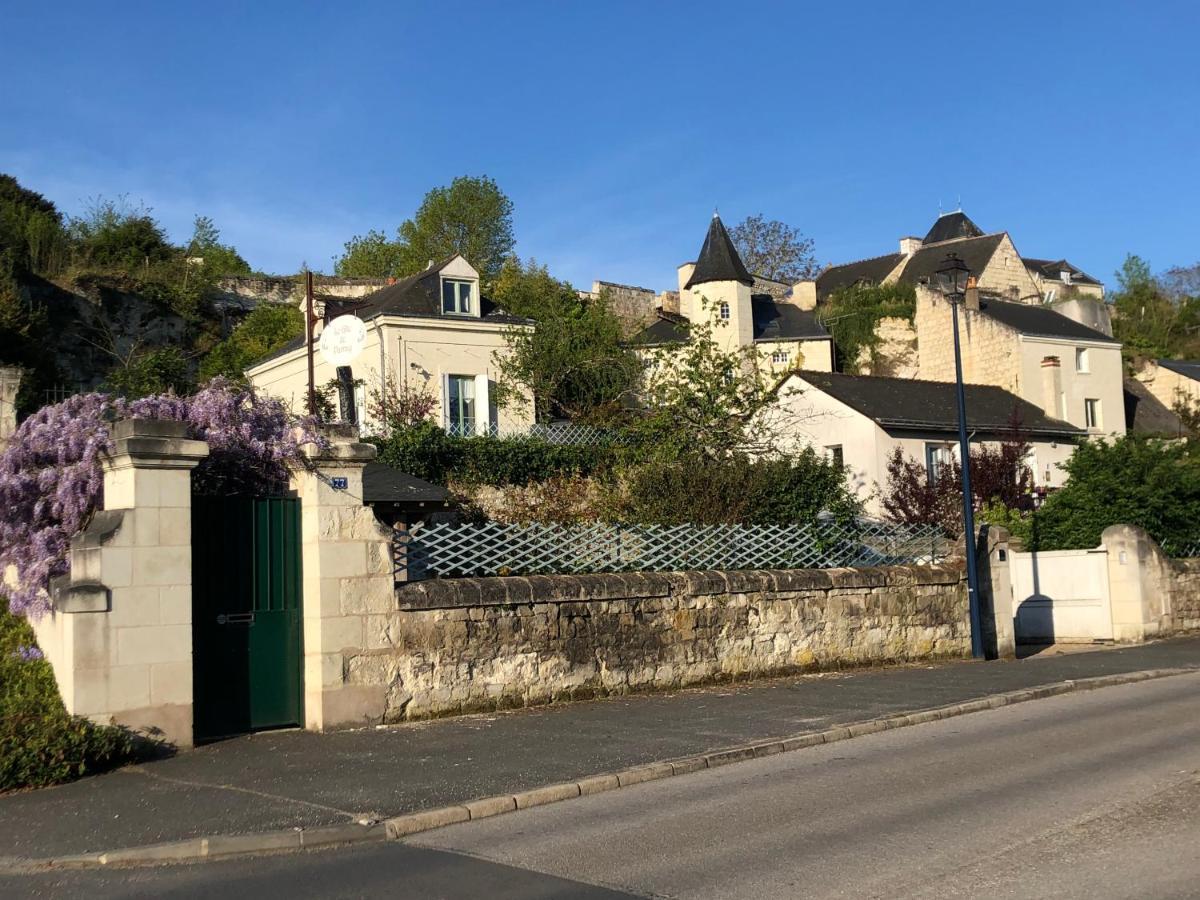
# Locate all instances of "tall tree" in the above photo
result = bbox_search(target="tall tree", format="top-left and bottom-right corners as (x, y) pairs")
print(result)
(396, 175), (514, 283)
(491, 257), (638, 422)
(334, 229), (405, 278)
(728, 214), (818, 283)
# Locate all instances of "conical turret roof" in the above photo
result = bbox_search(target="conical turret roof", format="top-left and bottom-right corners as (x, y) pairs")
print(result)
(684, 213), (754, 289)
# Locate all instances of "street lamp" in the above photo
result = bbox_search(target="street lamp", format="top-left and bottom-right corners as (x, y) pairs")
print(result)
(936, 253), (985, 660)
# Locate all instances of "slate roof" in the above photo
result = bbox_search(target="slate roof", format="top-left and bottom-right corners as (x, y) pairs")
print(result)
(898, 234), (1008, 287)
(632, 310), (691, 346)
(815, 253), (904, 301)
(1023, 258), (1102, 286)
(248, 257), (532, 368)
(1123, 378), (1191, 438)
(1155, 359), (1200, 382)
(631, 298), (830, 346)
(796, 370), (1084, 437)
(923, 211), (985, 244)
(362, 462), (449, 505)
(751, 298), (830, 341)
(684, 214), (754, 289)
(978, 297), (1119, 344)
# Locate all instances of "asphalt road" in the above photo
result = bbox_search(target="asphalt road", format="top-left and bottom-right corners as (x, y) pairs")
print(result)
(7, 673), (1200, 898)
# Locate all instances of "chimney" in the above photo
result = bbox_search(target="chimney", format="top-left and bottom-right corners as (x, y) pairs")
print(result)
(387, 277), (397, 285)
(1041, 356), (1063, 418)
(791, 280), (818, 311)
(899, 236), (923, 256)
(965, 286), (980, 311)
(677, 262), (696, 293)
(658, 290), (680, 315)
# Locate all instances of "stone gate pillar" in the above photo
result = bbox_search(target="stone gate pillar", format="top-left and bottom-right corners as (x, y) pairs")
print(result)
(976, 524), (1016, 659)
(31, 419), (209, 747)
(292, 426), (395, 731)
(0, 366), (21, 452)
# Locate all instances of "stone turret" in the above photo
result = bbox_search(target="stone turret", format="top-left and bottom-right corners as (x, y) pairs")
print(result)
(0, 367), (21, 452)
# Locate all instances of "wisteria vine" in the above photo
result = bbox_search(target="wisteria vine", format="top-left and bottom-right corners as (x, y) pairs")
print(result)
(0, 378), (323, 617)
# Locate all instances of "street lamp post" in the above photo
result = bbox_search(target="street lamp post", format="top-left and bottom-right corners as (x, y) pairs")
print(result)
(936, 253), (985, 660)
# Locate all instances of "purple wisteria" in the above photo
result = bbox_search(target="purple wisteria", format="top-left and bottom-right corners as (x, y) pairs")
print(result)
(0, 378), (323, 618)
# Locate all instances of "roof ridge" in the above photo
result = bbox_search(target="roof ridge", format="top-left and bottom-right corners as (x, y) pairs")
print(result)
(821, 250), (904, 272)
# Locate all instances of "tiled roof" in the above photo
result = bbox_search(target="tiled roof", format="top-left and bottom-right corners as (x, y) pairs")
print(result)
(1155, 359), (1200, 382)
(1023, 257), (1102, 287)
(797, 370), (1083, 437)
(362, 462), (449, 505)
(751, 298), (829, 341)
(815, 253), (905, 301)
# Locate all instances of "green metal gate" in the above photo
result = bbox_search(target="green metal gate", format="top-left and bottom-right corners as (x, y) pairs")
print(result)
(192, 496), (303, 741)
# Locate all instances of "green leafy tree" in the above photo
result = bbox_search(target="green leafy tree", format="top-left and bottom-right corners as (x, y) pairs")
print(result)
(397, 176), (515, 282)
(69, 196), (173, 270)
(103, 347), (194, 398)
(334, 229), (406, 278)
(199, 303), (304, 381)
(635, 298), (788, 459)
(491, 258), (639, 422)
(185, 215), (251, 276)
(1007, 434), (1200, 550)
(728, 214), (819, 282)
(0, 174), (70, 275)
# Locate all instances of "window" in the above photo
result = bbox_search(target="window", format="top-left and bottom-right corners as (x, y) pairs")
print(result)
(1076, 347), (1090, 373)
(771, 349), (790, 365)
(925, 443), (954, 484)
(719, 301), (731, 321)
(441, 278), (474, 315)
(1045, 288), (1057, 304)
(827, 445), (844, 468)
(1084, 398), (1101, 429)
(446, 374), (476, 435)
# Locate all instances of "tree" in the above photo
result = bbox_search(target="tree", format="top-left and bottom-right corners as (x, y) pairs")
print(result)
(491, 258), (639, 422)
(635, 299), (788, 459)
(1110, 254), (1179, 361)
(728, 214), (818, 282)
(882, 415), (1035, 536)
(0, 174), (70, 275)
(396, 176), (514, 283)
(1007, 434), (1200, 551)
(186, 215), (250, 276)
(334, 229), (406, 278)
(69, 196), (173, 270)
(199, 303), (304, 382)
(103, 347), (193, 398)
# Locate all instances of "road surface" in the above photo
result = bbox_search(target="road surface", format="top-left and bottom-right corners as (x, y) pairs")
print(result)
(8, 672), (1200, 898)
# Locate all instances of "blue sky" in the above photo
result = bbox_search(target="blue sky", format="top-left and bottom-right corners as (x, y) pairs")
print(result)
(3, 0), (1197, 291)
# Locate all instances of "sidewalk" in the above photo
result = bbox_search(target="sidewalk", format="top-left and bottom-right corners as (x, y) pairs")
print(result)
(2, 636), (1197, 862)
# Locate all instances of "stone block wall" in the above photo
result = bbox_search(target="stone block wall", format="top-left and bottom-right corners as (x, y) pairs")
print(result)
(31, 419), (208, 747)
(915, 286), (1021, 389)
(344, 564), (970, 721)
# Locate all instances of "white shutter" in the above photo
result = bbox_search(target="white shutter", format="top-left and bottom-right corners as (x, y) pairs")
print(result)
(474, 373), (491, 435)
(441, 372), (450, 429)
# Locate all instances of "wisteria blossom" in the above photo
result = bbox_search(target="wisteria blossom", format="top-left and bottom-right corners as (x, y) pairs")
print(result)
(0, 378), (324, 618)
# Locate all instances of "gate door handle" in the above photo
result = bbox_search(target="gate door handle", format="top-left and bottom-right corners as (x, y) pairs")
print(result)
(216, 612), (256, 625)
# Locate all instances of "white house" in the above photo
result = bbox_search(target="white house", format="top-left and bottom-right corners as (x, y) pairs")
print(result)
(769, 371), (1083, 516)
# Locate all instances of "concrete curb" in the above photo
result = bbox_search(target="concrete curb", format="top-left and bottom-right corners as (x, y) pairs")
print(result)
(14, 666), (1194, 872)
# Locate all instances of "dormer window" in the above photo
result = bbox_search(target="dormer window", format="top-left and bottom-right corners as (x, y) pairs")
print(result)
(442, 278), (475, 315)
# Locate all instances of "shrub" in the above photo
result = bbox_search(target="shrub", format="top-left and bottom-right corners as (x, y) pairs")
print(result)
(199, 303), (304, 382)
(371, 423), (612, 487)
(617, 451), (860, 526)
(823, 282), (916, 373)
(1010, 434), (1200, 551)
(0, 597), (142, 791)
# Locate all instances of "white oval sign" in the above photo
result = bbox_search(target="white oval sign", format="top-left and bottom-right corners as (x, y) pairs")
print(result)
(319, 315), (367, 367)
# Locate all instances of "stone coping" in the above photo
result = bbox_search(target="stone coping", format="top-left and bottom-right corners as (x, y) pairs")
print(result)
(396, 563), (965, 611)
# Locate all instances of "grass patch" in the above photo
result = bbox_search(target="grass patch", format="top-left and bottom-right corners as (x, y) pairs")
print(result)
(0, 597), (147, 792)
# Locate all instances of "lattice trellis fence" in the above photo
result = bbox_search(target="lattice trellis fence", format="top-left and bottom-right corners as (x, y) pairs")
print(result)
(1160, 538), (1200, 559)
(394, 520), (950, 580)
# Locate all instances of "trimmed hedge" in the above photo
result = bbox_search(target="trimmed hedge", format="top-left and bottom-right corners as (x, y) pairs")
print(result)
(371, 422), (618, 487)
(0, 598), (143, 791)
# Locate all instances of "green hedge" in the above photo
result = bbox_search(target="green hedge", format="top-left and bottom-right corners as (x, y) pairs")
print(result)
(1, 598), (143, 791)
(371, 422), (620, 486)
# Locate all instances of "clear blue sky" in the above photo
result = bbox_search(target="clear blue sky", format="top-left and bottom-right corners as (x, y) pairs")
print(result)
(3, 0), (1197, 291)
